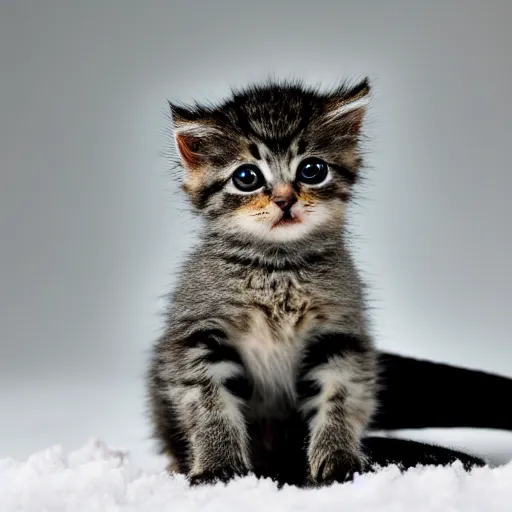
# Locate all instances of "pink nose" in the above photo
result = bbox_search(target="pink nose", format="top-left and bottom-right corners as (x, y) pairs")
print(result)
(274, 194), (299, 213)
(273, 196), (294, 211)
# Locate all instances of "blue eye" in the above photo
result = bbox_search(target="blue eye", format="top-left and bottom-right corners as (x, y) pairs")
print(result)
(296, 158), (329, 185)
(232, 165), (265, 192)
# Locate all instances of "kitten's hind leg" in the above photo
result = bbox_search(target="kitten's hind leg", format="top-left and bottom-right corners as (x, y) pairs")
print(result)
(372, 352), (512, 431)
(149, 326), (253, 485)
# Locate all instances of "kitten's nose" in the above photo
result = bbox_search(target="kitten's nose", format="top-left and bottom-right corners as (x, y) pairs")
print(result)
(273, 196), (295, 212)
(272, 185), (296, 212)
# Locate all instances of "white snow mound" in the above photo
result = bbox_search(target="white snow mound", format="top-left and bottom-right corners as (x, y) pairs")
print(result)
(1, 438), (512, 512)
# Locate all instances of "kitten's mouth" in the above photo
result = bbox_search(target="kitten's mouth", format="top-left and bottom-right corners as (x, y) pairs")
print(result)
(271, 212), (301, 229)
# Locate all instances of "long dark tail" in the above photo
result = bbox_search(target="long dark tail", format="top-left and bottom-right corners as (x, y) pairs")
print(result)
(371, 352), (512, 431)
(361, 436), (486, 471)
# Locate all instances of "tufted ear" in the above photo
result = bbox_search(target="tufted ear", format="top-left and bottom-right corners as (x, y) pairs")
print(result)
(169, 102), (223, 171)
(321, 78), (371, 135)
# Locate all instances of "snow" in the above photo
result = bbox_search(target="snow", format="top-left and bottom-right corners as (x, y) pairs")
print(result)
(1, 438), (512, 512)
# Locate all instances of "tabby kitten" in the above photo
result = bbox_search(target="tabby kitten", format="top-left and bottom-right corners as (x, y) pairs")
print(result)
(148, 79), (378, 487)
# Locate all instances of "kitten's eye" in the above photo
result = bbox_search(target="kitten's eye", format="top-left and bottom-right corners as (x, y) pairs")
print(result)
(296, 158), (329, 185)
(232, 165), (265, 192)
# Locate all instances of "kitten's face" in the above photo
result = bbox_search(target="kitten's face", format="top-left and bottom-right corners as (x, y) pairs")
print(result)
(170, 80), (369, 243)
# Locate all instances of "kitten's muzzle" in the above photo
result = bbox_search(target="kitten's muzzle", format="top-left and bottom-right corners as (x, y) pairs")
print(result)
(270, 193), (301, 228)
(272, 194), (296, 214)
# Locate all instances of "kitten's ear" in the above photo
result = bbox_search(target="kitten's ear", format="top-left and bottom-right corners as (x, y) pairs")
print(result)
(169, 102), (221, 171)
(321, 79), (371, 134)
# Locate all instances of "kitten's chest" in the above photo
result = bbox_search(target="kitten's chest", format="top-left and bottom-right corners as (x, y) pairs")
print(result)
(235, 272), (315, 414)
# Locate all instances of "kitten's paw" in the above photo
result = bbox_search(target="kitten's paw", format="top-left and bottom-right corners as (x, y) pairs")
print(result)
(188, 465), (248, 486)
(309, 449), (364, 486)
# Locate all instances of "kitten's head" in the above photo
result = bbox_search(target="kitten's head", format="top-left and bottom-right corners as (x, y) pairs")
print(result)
(169, 79), (370, 244)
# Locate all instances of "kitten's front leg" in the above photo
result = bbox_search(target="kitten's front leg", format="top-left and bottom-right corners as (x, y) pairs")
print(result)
(155, 326), (253, 485)
(297, 331), (377, 486)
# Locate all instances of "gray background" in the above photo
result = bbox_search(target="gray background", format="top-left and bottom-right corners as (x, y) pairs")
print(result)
(1, 0), (512, 468)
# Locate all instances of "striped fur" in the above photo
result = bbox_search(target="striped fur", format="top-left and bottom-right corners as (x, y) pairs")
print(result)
(148, 79), (377, 487)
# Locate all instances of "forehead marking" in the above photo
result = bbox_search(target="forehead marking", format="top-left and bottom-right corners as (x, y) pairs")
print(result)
(248, 143), (261, 160)
(253, 139), (304, 185)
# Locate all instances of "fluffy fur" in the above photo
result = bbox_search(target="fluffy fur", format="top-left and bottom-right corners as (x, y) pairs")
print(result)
(148, 79), (378, 487)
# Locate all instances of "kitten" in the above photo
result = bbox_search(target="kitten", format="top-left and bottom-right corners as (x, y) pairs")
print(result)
(148, 79), (378, 487)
